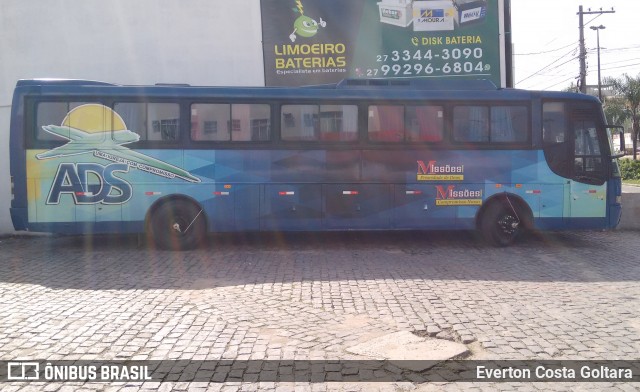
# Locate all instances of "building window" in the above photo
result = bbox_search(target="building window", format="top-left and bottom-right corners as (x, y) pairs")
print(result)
(203, 121), (217, 134)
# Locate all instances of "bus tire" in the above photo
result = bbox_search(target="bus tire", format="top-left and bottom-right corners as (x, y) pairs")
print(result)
(149, 199), (206, 250)
(480, 201), (522, 247)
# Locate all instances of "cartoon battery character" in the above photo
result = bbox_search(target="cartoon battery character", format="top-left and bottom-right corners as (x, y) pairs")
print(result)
(289, 0), (326, 42)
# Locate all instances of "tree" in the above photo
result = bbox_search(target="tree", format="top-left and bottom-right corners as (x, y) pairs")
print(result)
(604, 97), (630, 126)
(604, 74), (640, 160)
(562, 82), (580, 93)
(604, 97), (631, 152)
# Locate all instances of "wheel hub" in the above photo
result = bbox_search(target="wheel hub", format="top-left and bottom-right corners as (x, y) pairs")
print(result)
(498, 215), (519, 235)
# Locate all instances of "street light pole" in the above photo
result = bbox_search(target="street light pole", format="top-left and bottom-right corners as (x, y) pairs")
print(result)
(590, 25), (606, 101)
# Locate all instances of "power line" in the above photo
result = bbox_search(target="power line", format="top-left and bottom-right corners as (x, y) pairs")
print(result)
(587, 45), (640, 52)
(600, 58), (640, 67)
(516, 48), (579, 85)
(601, 62), (640, 71)
(514, 41), (577, 56)
(598, 46), (640, 52)
(520, 69), (579, 90)
(541, 75), (578, 91)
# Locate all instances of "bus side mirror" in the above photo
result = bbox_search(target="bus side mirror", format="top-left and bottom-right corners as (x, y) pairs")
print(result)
(619, 129), (625, 152)
(609, 125), (626, 158)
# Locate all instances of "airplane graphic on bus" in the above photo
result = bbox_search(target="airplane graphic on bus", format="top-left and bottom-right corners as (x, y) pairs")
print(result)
(36, 105), (200, 183)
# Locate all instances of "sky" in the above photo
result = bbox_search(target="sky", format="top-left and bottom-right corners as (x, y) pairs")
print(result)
(510, 0), (640, 91)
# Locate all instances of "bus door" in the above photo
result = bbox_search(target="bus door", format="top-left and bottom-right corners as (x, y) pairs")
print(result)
(543, 102), (608, 227)
(568, 110), (608, 226)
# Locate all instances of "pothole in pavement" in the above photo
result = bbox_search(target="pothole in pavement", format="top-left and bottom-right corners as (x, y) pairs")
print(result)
(412, 326), (477, 344)
(345, 331), (471, 371)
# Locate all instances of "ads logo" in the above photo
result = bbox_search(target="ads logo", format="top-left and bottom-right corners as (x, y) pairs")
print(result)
(47, 163), (132, 205)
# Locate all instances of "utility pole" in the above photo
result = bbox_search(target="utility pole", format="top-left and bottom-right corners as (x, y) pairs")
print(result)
(578, 5), (615, 93)
(590, 25), (605, 101)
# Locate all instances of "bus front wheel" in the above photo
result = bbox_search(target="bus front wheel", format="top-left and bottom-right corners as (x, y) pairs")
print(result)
(149, 199), (206, 250)
(480, 202), (522, 247)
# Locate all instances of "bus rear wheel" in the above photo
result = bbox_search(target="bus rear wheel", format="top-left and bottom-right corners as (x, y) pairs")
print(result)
(149, 200), (206, 250)
(480, 202), (522, 247)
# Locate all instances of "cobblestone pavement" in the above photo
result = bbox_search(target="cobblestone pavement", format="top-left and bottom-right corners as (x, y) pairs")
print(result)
(0, 229), (639, 391)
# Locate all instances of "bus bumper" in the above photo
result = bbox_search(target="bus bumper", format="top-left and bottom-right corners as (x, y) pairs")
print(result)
(10, 207), (28, 231)
(608, 178), (622, 229)
(609, 201), (622, 229)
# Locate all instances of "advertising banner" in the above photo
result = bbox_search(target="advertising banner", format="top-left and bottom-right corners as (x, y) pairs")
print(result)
(261, 0), (504, 87)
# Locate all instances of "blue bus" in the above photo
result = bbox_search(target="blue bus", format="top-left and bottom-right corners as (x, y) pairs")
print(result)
(10, 78), (623, 249)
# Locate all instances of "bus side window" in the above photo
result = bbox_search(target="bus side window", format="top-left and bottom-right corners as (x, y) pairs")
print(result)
(368, 105), (403, 142)
(406, 105), (443, 142)
(281, 104), (356, 142)
(191, 103), (231, 141)
(36, 102), (102, 142)
(453, 106), (489, 142)
(281, 105), (319, 141)
(542, 102), (571, 178)
(574, 119), (605, 177)
(114, 102), (180, 143)
(491, 106), (528, 142)
(231, 104), (271, 141)
(543, 102), (566, 144)
(318, 105), (357, 142)
(114, 103), (146, 142)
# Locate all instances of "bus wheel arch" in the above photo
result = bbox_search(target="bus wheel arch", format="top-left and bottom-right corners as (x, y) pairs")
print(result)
(477, 193), (534, 246)
(145, 195), (208, 250)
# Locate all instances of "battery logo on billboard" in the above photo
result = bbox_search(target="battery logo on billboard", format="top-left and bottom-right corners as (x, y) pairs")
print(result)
(420, 9), (445, 18)
(382, 9), (401, 20)
(460, 6), (486, 23)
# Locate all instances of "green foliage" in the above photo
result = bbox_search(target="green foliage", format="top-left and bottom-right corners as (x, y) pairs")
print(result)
(603, 97), (630, 127)
(619, 158), (640, 180)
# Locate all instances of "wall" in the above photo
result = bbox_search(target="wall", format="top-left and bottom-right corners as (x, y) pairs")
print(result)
(0, 0), (264, 233)
(618, 191), (640, 230)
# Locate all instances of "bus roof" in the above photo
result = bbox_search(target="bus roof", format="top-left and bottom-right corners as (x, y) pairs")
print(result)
(14, 78), (602, 104)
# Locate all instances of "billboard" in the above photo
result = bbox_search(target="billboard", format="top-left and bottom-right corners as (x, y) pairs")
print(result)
(261, 0), (507, 87)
